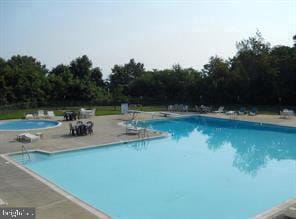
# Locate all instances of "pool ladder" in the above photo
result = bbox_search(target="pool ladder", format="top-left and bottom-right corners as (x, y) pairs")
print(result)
(21, 144), (31, 161)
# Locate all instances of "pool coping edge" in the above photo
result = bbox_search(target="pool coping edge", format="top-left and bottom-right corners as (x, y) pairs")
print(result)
(1, 134), (169, 219)
(0, 153), (111, 219)
(0, 119), (62, 132)
(254, 198), (296, 218)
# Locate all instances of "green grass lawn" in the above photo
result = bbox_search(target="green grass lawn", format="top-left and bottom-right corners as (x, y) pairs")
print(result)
(0, 105), (167, 120)
(0, 105), (283, 120)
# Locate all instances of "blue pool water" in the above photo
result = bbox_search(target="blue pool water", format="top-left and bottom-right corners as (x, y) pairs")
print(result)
(12, 116), (296, 218)
(0, 120), (60, 131)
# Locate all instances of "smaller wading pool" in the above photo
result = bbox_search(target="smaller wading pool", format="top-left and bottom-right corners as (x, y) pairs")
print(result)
(0, 120), (61, 131)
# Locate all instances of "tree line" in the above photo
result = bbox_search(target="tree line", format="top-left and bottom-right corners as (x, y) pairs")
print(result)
(0, 32), (295, 109)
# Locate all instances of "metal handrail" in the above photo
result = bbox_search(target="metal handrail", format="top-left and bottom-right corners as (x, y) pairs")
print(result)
(21, 144), (31, 161)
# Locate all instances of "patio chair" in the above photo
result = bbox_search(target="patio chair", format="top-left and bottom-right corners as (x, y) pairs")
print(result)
(200, 105), (211, 113)
(69, 123), (75, 136)
(225, 110), (236, 115)
(80, 108), (95, 118)
(86, 121), (94, 135)
(17, 133), (40, 143)
(214, 106), (224, 113)
(248, 108), (257, 116)
(195, 105), (201, 113)
(25, 113), (34, 119)
(238, 107), (247, 115)
(174, 104), (178, 112)
(126, 125), (143, 136)
(168, 105), (174, 112)
(159, 112), (179, 117)
(179, 104), (184, 112)
(280, 109), (295, 119)
(47, 111), (55, 119)
(37, 110), (45, 119)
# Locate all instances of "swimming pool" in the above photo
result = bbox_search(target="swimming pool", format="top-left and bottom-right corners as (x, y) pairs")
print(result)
(11, 116), (296, 218)
(0, 120), (61, 131)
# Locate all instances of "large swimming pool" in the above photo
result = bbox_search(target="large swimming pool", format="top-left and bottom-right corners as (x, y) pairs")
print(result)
(11, 116), (296, 218)
(0, 120), (61, 131)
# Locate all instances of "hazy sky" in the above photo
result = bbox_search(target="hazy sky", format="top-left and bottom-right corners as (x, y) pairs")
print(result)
(1, 0), (295, 77)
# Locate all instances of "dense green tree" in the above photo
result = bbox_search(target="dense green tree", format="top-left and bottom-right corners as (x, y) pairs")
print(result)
(109, 59), (145, 93)
(0, 58), (8, 105)
(270, 45), (296, 104)
(1, 55), (48, 105)
(90, 67), (105, 87)
(231, 32), (278, 104)
(0, 33), (296, 108)
(69, 55), (92, 80)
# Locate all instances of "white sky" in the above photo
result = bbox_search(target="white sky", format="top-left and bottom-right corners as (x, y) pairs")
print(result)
(1, 0), (296, 78)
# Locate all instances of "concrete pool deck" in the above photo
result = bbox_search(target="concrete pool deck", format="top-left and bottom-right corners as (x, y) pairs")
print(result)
(0, 113), (295, 218)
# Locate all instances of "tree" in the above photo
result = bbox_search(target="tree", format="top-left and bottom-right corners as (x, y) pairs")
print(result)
(270, 45), (296, 104)
(236, 30), (270, 56)
(201, 56), (233, 104)
(109, 59), (145, 93)
(0, 58), (8, 105)
(3, 55), (48, 105)
(50, 64), (70, 76)
(232, 32), (278, 104)
(1, 32), (296, 108)
(69, 55), (92, 80)
(90, 67), (105, 87)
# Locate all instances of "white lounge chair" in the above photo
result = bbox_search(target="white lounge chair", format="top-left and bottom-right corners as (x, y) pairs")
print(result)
(17, 133), (40, 143)
(46, 111), (55, 119)
(25, 114), (34, 119)
(248, 108), (257, 116)
(159, 112), (179, 117)
(37, 110), (45, 119)
(280, 109), (295, 119)
(80, 108), (96, 118)
(225, 110), (236, 115)
(126, 120), (145, 137)
(214, 106), (224, 113)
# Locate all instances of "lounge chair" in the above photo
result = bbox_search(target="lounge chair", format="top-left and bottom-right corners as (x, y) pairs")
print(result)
(280, 109), (295, 119)
(225, 110), (236, 115)
(159, 112), (179, 117)
(17, 133), (40, 143)
(80, 108), (96, 118)
(214, 106), (224, 113)
(37, 110), (45, 119)
(25, 114), (34, 119)
(126, 120), (144, 136)
(195, 105), (201, 112)
(238, 107), (247, 115)
(248, 108), (257, 116)
(174, 104), (178, 112)
(168, 105), (174, 112)
(46, 111), (55, 119)
(200, 105), (211, 113)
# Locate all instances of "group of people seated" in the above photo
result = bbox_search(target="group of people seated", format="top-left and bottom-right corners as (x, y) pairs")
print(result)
(69, 121), (94, 136)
